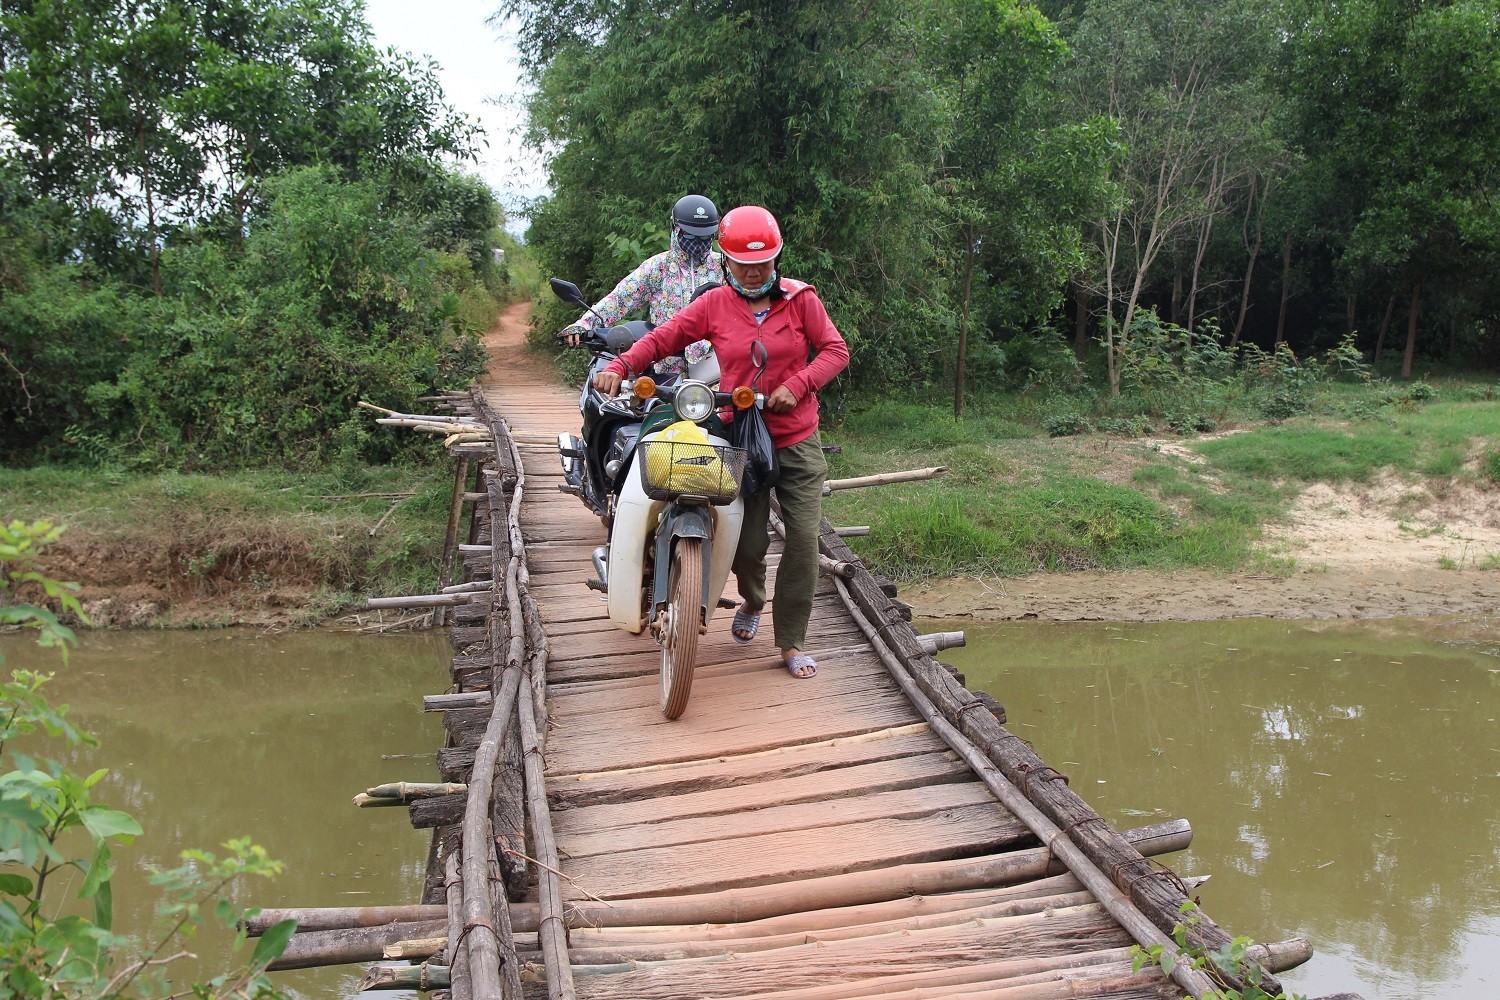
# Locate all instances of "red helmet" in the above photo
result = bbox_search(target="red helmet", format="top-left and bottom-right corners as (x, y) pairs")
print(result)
(718, 206), (782, 264)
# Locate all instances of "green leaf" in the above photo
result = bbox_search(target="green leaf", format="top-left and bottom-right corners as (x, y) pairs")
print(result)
(1160, 950), (1177, 977)
(92, 878), (113, 932)
(80, 840), (113, 899)
(0, 873), (33, 896)
(249, 918), (299, 969)
(79, 806), (142, 843)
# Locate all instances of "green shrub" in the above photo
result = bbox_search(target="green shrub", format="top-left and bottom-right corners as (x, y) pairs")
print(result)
(1044, 413), (1093, 437)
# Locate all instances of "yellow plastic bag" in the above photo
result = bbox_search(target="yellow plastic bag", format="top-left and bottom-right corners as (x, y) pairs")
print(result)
(643, 421), (734, 498)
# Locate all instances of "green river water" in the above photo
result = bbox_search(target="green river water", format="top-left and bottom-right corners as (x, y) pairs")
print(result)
(1, 615), (1496, 999)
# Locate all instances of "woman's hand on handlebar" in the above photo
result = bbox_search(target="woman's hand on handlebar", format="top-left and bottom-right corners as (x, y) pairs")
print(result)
(765, 385), (798, 414)
(592, 370), (622, 397)
(558, 324), (584, 347)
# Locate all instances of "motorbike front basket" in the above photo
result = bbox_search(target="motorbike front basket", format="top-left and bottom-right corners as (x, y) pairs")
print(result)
(640, 441), (747, 505)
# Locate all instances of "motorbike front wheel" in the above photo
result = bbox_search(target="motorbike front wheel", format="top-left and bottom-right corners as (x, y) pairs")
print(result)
(659, 538), (702, 719)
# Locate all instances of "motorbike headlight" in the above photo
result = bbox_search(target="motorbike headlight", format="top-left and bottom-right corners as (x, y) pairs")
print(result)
(675, 381), (715, 423)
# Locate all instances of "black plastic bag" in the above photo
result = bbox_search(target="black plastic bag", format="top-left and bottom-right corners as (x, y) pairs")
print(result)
(732, 403), (779, 497)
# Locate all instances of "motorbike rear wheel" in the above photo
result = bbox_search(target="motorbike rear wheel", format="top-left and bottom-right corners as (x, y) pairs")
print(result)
(659, 538), (702, 719)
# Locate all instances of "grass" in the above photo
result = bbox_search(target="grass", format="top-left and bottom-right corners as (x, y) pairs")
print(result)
(823, 375), (1499, 582)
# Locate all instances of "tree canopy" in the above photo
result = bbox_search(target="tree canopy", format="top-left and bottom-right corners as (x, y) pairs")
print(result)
(511, 0), (1500, 393)
(0, 0), (502, 466)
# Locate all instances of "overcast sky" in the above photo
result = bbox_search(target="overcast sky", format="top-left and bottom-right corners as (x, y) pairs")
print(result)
(362, 0), (546, 232)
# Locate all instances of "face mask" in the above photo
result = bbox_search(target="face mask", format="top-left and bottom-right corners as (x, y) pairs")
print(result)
(726, 265), (778, 299)
(674, 229), (713, 264)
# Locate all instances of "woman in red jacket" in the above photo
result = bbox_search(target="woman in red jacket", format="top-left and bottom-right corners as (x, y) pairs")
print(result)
(592, 206), (850, 679)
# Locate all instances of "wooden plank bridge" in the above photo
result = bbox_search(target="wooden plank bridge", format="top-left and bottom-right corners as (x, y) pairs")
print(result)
(250, 350), (1353, 999)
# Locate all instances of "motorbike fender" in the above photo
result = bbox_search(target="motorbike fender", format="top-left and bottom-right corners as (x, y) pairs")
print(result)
(651, 507), (715, 625)
(607, 430), (744, 635)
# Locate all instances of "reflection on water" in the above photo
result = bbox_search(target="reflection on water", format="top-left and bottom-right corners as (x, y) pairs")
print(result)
(923, 615), (1500, 1000)
(3, 619), (1495, 999)
(0, 629), (450, 1000)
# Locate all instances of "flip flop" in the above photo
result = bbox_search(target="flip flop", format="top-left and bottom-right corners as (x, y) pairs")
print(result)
(732, 609), (761, 644)
(783, 654), (818, 679)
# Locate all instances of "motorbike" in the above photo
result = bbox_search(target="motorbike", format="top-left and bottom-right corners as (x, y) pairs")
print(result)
(549, 278), (756, 719)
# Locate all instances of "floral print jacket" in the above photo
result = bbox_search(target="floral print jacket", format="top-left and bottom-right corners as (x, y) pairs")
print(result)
(565, 245), (723, 375)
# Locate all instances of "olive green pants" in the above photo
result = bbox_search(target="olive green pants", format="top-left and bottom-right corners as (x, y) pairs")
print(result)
(733, 433), (828, 652)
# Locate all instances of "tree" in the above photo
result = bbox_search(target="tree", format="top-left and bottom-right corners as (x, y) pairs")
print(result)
(1064, 0), (1283, 394)
(1283, 0), (1500, 375)
(506, 0), (952, 383)
(927, 0), (1116, 416)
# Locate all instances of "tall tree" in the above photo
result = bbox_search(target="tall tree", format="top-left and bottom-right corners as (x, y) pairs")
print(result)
(1064, 0), (1281, 394)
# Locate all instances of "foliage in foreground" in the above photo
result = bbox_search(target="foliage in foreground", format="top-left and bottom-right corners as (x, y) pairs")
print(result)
(1131, 902), (1306, 1000)
(0, 521), (295, 995)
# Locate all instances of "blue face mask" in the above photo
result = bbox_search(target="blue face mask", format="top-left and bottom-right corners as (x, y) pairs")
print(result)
(726, 267), (778, 299)
(673, 229), (713, 264)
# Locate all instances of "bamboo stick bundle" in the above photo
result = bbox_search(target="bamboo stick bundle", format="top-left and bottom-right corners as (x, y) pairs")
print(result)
(360, 399), (485, 425)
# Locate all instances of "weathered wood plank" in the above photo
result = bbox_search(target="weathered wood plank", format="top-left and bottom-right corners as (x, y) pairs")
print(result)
(558, 781), (1016, 861)
(563, 800), (1028, 900)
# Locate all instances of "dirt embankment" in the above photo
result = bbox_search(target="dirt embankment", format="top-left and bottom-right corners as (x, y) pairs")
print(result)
(906, 474), (1500, 622)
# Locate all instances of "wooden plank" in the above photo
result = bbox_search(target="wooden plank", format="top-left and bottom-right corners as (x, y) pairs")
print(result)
(563, 800), (1029, 900)
(544, 687), (924, 774)
(558, 782), (1015, 861)
(562, 905), (1133, 1000)
(547, 724), (945, 806)
(553, 751), (970, 831)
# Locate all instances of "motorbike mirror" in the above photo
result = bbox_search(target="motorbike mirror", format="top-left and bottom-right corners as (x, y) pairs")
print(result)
(604, 326), (636, 355)
(549, 278), (587, 306)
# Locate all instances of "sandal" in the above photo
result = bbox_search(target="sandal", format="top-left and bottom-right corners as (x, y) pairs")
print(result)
(732, 608), (761, 644)
(783, 654), (818, 679)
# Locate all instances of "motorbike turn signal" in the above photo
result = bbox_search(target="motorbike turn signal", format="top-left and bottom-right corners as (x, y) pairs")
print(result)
(632, 377), (657, 400)
(732, 386), (757, 410)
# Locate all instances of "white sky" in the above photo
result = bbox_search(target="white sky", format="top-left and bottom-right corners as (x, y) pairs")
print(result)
(362, 0), (547, 233)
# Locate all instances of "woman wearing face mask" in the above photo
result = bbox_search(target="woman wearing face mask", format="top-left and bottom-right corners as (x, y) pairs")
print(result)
(592, 206), (851, 680)
(558, 195), (722, 380)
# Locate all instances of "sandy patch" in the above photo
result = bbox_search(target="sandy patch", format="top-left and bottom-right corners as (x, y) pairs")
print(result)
(906, 475), (1500, 623)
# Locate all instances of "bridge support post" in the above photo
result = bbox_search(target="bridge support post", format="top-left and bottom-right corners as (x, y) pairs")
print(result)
(435, 454), (471, 627)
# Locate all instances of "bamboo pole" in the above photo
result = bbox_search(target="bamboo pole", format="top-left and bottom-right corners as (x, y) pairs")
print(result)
(436, 455), (472, 628)
(460, 657), (524, 1000)
(832, 525), (871, 537)
(354, 782), (467, 806)
(816, 554), (857, 578)
(268, 919), (446, 970)
(517, 671), (574, 1000)
(444, 840), (472, 1000)
(916, 631), (966, 655)
(357, 964), (450, 991)
(385, 936), (447, 960)
(823, 467), (947, 494)
(245, 905), (446, 936)
(831, 574), (1218, 999)
(811, 519), (1279, 995)
(442, 581), (494, 594)
(367, 593), (476, 610)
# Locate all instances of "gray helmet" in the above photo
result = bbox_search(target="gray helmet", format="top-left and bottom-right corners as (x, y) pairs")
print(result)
(672, 194), (720, 237)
